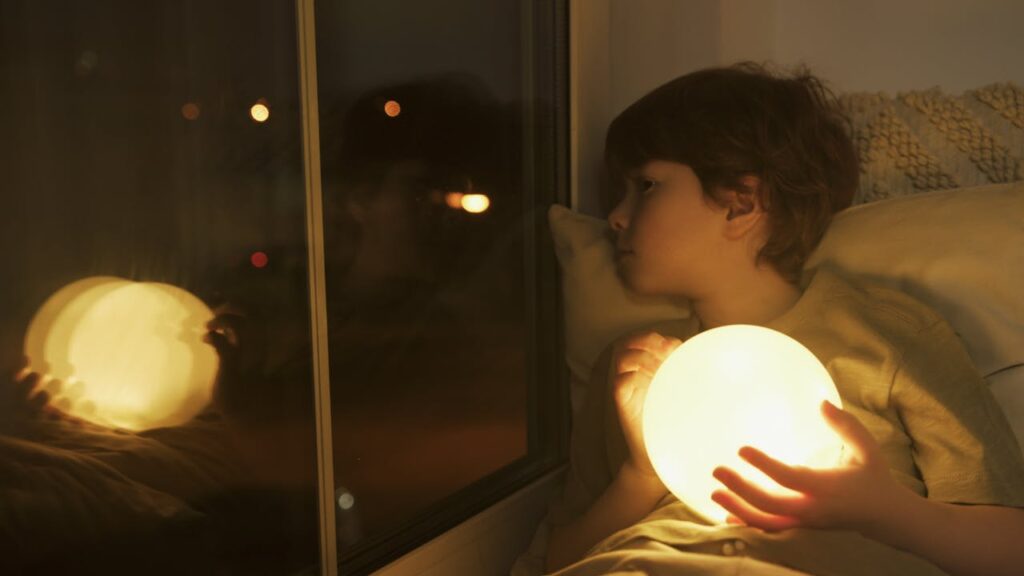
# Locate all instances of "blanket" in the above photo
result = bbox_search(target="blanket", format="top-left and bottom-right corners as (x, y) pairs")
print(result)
(0, 413), (247, 574)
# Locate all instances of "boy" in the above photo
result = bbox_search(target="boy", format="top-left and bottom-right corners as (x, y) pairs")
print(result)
(543, 63), (1024, 575)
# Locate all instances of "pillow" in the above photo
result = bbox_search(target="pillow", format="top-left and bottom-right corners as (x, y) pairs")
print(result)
(804, 181), (1024, 378)
(838, 83), (1024, 205)
(548, 204), (691, 391)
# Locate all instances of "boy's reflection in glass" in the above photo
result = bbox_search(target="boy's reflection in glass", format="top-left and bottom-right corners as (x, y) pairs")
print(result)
(321, 74), (528, 545)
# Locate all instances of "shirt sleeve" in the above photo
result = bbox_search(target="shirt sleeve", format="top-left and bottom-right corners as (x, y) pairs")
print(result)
(547, 317), (700, 527)
(892, 317), (1024, 507)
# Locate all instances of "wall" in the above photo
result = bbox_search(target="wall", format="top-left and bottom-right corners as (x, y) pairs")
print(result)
(574, 0), (1024, 215)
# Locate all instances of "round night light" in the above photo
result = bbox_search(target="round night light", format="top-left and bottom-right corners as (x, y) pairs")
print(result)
(642, 324), (844, 524)
(23, 277), (218, 431)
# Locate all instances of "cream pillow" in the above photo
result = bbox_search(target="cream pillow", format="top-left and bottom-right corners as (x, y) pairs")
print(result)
(804, 181), (1024, 378)
(548, 204), (691, 389)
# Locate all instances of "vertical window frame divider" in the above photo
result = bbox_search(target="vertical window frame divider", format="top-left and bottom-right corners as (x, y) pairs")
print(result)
(295, 1), (339, 574)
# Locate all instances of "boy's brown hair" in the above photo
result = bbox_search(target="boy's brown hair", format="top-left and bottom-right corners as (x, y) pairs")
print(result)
(604, 62), (859, 283)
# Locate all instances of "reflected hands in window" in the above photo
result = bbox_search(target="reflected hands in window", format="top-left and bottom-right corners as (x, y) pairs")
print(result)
(1, 361), (86, 433)
(204, 307), (267, 420)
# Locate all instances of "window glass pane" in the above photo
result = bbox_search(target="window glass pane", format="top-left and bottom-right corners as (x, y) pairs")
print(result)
(315, 0), (565, 563)
(1, 2), (321, 574)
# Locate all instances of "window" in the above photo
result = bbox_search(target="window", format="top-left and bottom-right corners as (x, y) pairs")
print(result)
(1, 1), (321, 573)
(0, 1), (566, 574)
(315, 1), (567, 572)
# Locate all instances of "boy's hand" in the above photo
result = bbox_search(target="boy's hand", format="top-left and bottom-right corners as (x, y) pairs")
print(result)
(1, 360), (84, 431)
(3, 364), (50, 419)
(203, 308), (264, 416)
(611, 331), (682, 481)
(710, 400), (901, 532)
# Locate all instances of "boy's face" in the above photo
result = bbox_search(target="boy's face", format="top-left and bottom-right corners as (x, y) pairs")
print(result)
(608, 160), (729, 299)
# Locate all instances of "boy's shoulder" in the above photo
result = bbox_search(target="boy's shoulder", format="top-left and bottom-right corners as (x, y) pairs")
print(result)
(804, 266), (947, 339)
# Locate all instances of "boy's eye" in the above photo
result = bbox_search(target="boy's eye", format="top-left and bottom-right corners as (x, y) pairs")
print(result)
(640, 179), (658, 194)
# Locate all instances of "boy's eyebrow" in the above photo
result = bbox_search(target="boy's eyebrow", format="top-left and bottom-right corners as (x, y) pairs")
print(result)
(626, 166), (651, 179)
(631, 164), (664, 180)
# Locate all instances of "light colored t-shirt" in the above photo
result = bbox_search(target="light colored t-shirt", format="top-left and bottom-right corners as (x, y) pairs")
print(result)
(536, 267), (1024, 576)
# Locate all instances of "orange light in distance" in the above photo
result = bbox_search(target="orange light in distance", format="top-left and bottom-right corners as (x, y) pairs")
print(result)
(384, 100), (401, 117)
(444, 192), (464, 210)
(181, 102), (200, 120)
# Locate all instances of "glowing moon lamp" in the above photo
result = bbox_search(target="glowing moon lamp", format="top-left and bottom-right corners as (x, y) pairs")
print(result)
(642, 324), (844, 524)
(23, 277), (218, 431)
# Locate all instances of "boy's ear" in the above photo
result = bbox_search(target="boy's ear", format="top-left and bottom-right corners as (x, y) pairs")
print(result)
(721, 175), (765, 239)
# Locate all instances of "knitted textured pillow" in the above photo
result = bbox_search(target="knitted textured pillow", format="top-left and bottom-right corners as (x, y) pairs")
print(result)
(838, 83), (1024, 204)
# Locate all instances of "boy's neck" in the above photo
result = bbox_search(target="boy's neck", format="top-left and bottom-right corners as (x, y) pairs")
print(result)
(692, 265), (802, 331)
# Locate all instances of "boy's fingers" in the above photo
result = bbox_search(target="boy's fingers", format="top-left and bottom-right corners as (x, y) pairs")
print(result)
(711, 489), (800, 532)
(614, 348), (660, 378)
(712, 465), (806, 518)
(821, 401), (876, 463)
(738, 446), (818, 493)
(14, 370), (40, 391)
(622, 331), (677, 360)
(27, 389), (50, 412)
(207, 313), (246, 336)
(14, 363), (32, 383)
(12, 373), (46, 404)
(203, 330), (239, 361)
(614, 371), (653, 422)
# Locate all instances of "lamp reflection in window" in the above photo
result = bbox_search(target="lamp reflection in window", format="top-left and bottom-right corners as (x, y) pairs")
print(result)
(22, 277), (217, 431)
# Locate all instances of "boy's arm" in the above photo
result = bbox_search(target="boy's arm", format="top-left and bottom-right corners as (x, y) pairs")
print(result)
(546, 331), (680, 572)
(546, 461), (666, 572)
(711, 401), (1024, 576)
(864, 486), (1024, 576)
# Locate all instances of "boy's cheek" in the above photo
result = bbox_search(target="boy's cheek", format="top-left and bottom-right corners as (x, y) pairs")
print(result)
(617, 261), (656, 295)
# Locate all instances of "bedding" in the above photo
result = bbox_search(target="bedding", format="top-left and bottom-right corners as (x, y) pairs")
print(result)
(0, 412), (248, 574)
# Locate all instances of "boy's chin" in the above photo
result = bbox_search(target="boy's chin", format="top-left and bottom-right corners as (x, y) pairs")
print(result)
(616, 267), (655, 296)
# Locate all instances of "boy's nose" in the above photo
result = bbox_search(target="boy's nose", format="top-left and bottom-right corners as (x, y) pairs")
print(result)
(607, 198), (629, 233)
